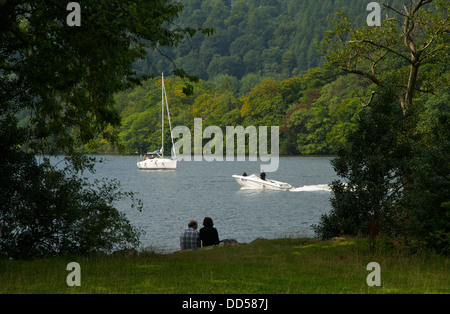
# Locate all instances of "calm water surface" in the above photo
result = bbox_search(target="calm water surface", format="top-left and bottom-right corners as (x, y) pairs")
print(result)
(89, 156), (338, 252)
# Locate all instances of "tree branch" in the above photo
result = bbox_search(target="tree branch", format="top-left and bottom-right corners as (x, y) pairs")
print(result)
(348, 39), (412, 64)
(412, 0), (433, 16)
(371, 50), (389, 75)
(362, 91), (376, 107)
(382, 3), (407, 17)
(344, 67), (384, 87)
(385, 17), (404, 25)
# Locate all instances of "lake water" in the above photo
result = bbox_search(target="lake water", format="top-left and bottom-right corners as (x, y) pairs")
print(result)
(88, 156), (338, 253)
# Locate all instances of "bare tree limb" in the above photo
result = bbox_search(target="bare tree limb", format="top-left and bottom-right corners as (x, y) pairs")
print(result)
(348, 39), (412, 64)
(362, 91), (376, 107)
(382, 3), (407, 17)
(411, 0), (433, 16)
(344, 67), (384, 87)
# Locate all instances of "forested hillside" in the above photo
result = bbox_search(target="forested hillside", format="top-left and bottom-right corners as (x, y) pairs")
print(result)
(135, 0), (404, 81)
(84, 0), (448, 156)
(96, 66), (448, 156)
(110, 65), (351, 155)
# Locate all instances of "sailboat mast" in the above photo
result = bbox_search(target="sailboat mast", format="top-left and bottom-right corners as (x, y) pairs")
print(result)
(161, 73), (164, 158)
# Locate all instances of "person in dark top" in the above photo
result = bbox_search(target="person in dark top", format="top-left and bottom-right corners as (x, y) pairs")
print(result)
(260, 170), (266, 180)
(242, 171), (247, 176)
(199, 217), (220, 247)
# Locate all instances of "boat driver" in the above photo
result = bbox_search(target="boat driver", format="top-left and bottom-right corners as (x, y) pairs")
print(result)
(260, 170), (266, 181)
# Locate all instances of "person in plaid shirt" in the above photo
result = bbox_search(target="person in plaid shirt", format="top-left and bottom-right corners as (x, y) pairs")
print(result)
(180, 220), (201, 250)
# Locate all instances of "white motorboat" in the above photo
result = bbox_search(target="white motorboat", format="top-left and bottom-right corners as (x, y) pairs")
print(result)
(232, 174), (292, 190)
(137, 73), (177, 170)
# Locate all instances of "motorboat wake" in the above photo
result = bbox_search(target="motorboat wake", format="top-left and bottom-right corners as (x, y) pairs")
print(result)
(289, 184), (331, 192)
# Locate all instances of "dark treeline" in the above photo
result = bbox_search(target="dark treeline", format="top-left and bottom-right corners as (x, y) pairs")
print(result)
(136, 0), (406, 81)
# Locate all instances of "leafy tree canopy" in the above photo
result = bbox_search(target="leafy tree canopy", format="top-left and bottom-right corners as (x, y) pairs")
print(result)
(141, 0), (397, 81)
(0, 0), (206, 258)
(1, 0), (209, 155)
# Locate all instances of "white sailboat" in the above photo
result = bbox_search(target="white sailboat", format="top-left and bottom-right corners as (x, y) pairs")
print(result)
(137, 74), (177, 170)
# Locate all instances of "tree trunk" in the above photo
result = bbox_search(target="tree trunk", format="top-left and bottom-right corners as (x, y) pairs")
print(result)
(403, 63), (419, 114)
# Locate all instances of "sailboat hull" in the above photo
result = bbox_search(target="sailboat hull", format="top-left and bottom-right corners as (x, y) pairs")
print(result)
(137, 158), (177, 170)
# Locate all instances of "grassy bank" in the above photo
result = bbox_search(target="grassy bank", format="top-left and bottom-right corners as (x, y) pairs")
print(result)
(0, 238), (448, 294)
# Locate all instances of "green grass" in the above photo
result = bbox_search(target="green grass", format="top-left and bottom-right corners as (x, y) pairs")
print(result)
(0, 238), (448, 294)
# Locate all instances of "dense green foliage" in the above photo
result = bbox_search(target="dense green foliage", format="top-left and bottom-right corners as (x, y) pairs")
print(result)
(401, 88), (450, 254)
(313, 0), (449, 254)
(314, 90), (412, 240)
(319, 0), (449, 112)
(0, 114), (142, 259)
(1, 0), (205, 155)
(107, 65), (362, 155)
(0, 0), (201, 259)
(314, 87), (450, 254)
(105, 64), (447, 157)
(141, 0), (409, 81)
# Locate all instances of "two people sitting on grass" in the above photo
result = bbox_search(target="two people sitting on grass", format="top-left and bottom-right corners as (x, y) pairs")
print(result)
(180, 217), (220, 250)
